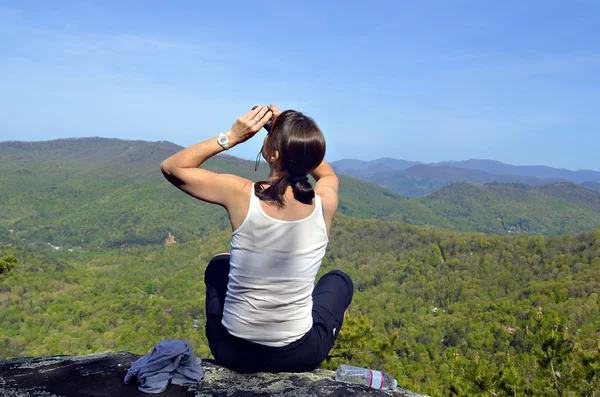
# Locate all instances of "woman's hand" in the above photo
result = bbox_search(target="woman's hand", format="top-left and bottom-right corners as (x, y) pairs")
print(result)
(269, 103), (283, 118)
(227, 106), (273, 146)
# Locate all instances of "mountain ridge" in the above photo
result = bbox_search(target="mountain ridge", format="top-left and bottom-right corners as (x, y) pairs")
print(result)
(437, 159), (600, 183)
(2, 138), (599, 247)
(0, 138), (438, 247)
(333, 157), (599, 174)
(420, 182), (600, 234)
(332, 157), (599, 197)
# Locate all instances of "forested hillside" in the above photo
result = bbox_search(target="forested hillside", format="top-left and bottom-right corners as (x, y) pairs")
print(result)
(1, 218), (599, 395)
(2, 138), (599, 245)
(0, 138), (439, 246)
(582, 181), (600, 191)
(536, 182), (600, 211)
(419, 182), (600, 234)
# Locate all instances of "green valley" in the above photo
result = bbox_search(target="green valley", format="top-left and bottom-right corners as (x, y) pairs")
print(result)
(1, 138), (599, 396)
(1, 216), (599, 395)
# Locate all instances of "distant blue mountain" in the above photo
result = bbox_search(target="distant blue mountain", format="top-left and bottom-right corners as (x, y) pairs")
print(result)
(332, 157), (598, 197)
(371, 158), (422, 170)
(437, 159), (600, 184)
(332, 158), (420, 172)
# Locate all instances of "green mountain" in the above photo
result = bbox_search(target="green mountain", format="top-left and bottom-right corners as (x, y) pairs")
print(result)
(535, 182), (600, 211)
(419, 182), (600, 234)
(582, 181), (600, 191)
(1, 138), (229, 247)
(0, 138), (444, 247)
(2, 138), (599, 248)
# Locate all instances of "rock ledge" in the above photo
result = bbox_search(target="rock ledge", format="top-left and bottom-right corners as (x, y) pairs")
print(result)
(0, 352), (428, 396)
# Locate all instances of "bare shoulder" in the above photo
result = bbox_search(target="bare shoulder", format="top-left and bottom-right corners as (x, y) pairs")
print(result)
(315, 184), (337, 203)
(315, 185), (338, 216)
(228, 176), (253, 206)
(227, 177), (253, 231)
(239, 178), (254, 197)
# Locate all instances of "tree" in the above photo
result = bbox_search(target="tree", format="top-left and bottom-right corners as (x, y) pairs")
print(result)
(453, 309), (600, 396)
(0, 255), (17, 278)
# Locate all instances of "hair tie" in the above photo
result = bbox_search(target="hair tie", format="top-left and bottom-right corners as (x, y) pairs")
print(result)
(289, 175), (309, 184)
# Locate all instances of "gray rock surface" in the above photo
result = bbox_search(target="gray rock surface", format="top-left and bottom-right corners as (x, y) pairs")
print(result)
(0, 352), (429, 396)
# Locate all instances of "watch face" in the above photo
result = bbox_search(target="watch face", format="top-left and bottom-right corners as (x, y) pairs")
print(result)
(218, 135), (228, 144)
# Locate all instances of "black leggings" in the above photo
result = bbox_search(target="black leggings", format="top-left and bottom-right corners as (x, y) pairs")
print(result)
(204, 254), (354, 373)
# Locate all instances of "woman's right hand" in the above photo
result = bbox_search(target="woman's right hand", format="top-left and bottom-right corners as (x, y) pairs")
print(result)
(227, 106), (273, 146)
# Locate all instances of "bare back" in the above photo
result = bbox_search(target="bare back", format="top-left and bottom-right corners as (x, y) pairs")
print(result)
(228, 182), (337, 234)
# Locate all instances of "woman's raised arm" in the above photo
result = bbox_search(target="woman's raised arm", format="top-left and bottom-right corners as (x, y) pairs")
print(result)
(160, 106), (272, 208)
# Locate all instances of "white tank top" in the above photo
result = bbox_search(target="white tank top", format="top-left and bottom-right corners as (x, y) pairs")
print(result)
(222, 184), (329, 347)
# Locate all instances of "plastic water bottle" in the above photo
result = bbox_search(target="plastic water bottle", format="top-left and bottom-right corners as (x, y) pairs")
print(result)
(335, 364), (398, 391)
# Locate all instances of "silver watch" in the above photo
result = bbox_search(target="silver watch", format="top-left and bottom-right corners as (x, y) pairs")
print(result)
(217, 132), (229, 150)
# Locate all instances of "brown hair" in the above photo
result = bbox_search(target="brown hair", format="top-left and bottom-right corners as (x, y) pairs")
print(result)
(254, 110), (326, 207)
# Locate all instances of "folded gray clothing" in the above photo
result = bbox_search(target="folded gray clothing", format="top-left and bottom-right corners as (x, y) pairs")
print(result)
(124, 340), (203, 394)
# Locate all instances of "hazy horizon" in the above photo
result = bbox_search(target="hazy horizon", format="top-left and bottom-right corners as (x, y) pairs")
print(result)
(1, 1), (599, 170)
(3, 135), (600, 173)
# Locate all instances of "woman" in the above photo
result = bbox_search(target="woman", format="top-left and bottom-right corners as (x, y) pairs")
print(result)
(160, 104), (353, 373)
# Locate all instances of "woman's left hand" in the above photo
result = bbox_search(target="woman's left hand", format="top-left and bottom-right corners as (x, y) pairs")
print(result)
(227, 106), (273, 146)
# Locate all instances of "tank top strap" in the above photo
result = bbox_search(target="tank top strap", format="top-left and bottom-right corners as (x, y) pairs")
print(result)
(249, 183), (259, 212)
(314, 192), (323, 212)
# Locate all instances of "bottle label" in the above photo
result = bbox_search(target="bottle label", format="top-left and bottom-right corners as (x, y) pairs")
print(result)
(369, 370), (384, 390)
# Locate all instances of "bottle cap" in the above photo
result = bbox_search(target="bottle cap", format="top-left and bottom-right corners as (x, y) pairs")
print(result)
(392, 379), (398, 389)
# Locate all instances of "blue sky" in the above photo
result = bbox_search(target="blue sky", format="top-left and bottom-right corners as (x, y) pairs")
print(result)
(1, 1), (599, 170)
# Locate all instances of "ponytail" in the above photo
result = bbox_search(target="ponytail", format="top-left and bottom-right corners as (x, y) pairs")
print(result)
(255, 175), (315, 207)
(289, 175), (314, 204)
